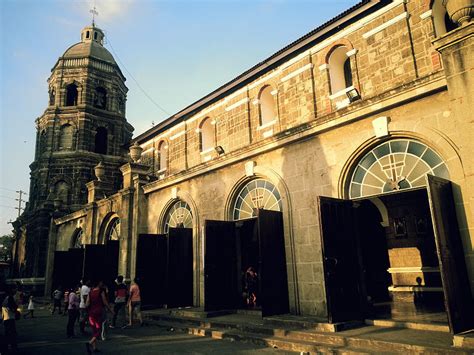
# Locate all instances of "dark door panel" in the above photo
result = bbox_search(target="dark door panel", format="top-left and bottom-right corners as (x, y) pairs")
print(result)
(258, 209), (289, 317)
(426, 174), (474, 334)
(204, 220), (238, 311)
(167, 228), (193, 308)
(318, 196), (363, 323)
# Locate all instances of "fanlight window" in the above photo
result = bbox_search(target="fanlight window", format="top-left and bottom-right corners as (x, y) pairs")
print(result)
(106, 218), (120, 241)
(233, 179), (282, 220)
(72, 229), (84, 249)
(164, 200), (193, 233)
(349, 139), (449, 199)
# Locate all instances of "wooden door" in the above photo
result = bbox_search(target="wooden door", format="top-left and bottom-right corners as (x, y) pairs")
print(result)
(52, 251), (69, 290)
(136, 234), (167, 307)
(68, 248), (85, 288)
(318, 196), (363, 323)
(204, 220), (238, 311)
(82, 244), (107, 283)
(426, 175), (474, 334)
(167, 228), (193, 308)
(104, 240), (119, 291)
(258, 209), (289, 317)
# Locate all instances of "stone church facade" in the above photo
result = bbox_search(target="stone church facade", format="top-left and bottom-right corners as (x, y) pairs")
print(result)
(13, 0), (474, 333)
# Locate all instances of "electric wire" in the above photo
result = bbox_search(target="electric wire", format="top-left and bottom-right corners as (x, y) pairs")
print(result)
(105, 34), (171, 117)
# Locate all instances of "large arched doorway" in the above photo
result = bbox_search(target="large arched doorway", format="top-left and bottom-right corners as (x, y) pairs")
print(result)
(204, 178), (289, 317)
(319, 138), (473, 333)
(136, 199), (194, 309)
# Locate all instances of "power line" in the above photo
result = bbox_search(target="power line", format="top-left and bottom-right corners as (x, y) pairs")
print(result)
(105, 33), (171, 117)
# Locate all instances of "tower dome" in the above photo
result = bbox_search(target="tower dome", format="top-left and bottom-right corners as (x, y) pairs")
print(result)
(61, 25), (116, 64)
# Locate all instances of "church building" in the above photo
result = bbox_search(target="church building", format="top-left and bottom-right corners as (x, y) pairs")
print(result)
(12, 0), (474, 334)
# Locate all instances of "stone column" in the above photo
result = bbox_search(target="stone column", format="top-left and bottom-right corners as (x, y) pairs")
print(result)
(43, 216), (58, 297)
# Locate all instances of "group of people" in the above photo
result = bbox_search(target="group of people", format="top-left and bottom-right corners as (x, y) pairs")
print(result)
(52, 277), (143, 353)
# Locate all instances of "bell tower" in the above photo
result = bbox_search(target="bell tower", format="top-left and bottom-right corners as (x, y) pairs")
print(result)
(13, 23), (134, 282)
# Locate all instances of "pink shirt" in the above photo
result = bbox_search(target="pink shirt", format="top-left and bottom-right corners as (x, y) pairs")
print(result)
(129, 284), (141, 302)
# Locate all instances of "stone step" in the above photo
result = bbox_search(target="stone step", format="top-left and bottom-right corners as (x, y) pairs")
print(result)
(264, 316), (363, 333)
(453, 331), (474, 349)
(365, 318), (450, 333)
(146, 315), (466, 354)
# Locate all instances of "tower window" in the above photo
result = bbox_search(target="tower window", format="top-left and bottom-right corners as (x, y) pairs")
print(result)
(86, 31), (90, 39)
(54, 180), (70, 205)
(94, 87), (107, 109)
(95, 127), (108, 154)
(328, 46), (353, 94)
(199, 118), (215, 152)
(258, 85), (277, 127)
(94, 32), (97, 40)
(65, 84), (78, 106)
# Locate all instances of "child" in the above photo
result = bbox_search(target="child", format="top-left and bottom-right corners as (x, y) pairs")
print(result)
(23, 295), (35, 318)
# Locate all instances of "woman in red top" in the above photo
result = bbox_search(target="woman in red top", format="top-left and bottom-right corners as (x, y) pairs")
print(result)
(85, 280), (114, 354)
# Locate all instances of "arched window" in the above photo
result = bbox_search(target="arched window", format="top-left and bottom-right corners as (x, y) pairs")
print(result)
(72, 229), (84, 249)
(258, 86), (277, 126)
(432, 0), (457, 37)
(49, 88), (55, 106)
(40, 130), (47, 154)
(328, 46), (353, 94)
(164, 200), (193, 233)
(65, 84), (78, 106)
(59, 124), (73, 150)
(349, 139), (449, 199)
(95, 127), (108, 154)
(200, 118), (215, 152)
(232, 179), (282, 220)
(54, 180), (70, 205)
(94, 87), (107, 109)
(158, 140), (168, 171)
(106, 218), (120, 241)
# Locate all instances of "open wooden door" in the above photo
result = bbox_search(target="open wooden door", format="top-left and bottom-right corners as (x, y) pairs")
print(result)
(104, 240), (119, 291)
(258, 209), (289, 317)
(204, 220), (238, 311)
(136, 234), (167, 307)
(426, 175), (474, 334)
(82, 244), (107, 282)
(318, 196), (363, 323)
(167, 228), (193, 308)
(52, 251), (69, 291)
(68, 248), (85, 287)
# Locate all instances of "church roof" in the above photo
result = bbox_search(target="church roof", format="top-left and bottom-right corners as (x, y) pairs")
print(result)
(62, 40), (116, 64)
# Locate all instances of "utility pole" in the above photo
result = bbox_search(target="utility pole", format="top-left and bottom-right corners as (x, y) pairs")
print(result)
(15, 190), (27, 218)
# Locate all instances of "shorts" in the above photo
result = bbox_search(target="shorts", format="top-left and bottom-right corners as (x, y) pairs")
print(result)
(130, 301), (141, 313)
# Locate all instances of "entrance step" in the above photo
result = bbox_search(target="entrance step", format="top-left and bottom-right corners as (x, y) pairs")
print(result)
(453, 331), (474, 349)
(265, 314), (363, 332)
(365, 318), (450, 333)
(143, 310), (465, 354)
(168, 307), (233, 319)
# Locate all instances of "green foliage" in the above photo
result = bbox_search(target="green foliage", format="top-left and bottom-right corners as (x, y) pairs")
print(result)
(0, 234), (14, 262)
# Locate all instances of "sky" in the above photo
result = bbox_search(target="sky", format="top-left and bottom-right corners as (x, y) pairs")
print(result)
(0, 0), (359, 235)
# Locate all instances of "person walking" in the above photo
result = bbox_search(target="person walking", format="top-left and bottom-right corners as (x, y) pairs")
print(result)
(110, 275), (128, 328)
(2, 286), (19, 353)
(85, 280), (114, 354)
(63, 288), (70, 317)
(66, 285), (80, 338)
(79, 280), (91, 335)
(124, 278), (142, 328)
(23, 295), (35, 319)
(51, 286), (63, 315)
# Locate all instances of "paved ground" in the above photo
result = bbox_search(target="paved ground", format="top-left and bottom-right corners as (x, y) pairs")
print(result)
(11, 308), (295, 354)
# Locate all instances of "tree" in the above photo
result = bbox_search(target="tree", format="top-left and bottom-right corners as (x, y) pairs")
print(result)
(0, 234), (14, 262)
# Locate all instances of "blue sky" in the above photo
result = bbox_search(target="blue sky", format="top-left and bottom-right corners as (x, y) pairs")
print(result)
(0, 0), (359, 235)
